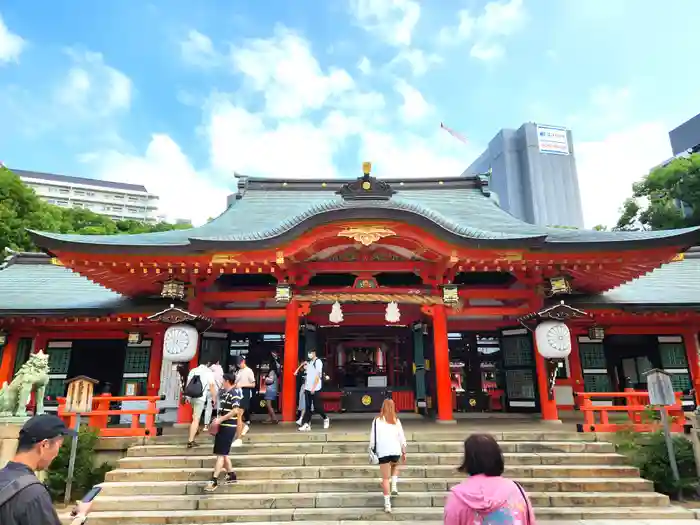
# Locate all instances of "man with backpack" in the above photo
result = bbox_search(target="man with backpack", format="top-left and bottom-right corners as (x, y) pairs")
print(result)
(185, 360), (218, 448)
(0, 414), (91, 525)
(298, 349), (330, 432)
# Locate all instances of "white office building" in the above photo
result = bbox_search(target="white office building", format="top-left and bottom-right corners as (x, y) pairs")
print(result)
(14, 170), (162, 223)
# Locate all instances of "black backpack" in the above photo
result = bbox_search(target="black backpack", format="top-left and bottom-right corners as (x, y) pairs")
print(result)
(0, 474), (42, 508)
(184, 374), (204, 398)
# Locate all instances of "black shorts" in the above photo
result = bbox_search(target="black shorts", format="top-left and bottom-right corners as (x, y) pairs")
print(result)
(378, 455), (401, 464)
(240, 389), (252, 411)
(213, 424), (237, 456)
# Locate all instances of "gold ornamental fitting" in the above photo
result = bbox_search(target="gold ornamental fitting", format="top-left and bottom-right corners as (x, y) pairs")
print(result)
(362, 161), (372, 175)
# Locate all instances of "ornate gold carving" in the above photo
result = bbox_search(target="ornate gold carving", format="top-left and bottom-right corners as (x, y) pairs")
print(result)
(275, 250), (285, 265)
(672, 253), (685, 262)
(211, 253), (241, 264)
(337, 226), (396, 246)
(496, 251), (524, 262)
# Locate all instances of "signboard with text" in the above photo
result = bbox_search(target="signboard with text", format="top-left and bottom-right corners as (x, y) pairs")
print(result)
(537, 125), (570, 155)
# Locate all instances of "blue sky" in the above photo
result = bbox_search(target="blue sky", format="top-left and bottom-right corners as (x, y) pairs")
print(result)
(1, 0), (698, 227)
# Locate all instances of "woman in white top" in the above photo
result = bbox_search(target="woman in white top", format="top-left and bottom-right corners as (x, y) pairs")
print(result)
(369, 399), (407, 514)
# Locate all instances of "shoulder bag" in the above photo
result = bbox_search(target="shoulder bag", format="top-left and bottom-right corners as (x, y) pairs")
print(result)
(514, 481), (531, 525)
(368, 419), (379, 465)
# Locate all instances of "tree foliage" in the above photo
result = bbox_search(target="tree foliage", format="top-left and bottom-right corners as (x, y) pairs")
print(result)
(0, 165), (191, 254)
(615, 153), (700, 231)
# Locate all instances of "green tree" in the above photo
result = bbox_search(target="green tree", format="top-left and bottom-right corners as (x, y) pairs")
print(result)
(615, 153), (700, 231)
(0, 165), (192, 254)
(592, 224), (608, 231)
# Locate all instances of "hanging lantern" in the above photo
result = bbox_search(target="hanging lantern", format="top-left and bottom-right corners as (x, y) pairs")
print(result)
(127, 332), (143, 345)
(549, 276), (572, 295)
(588, 325), (605, 341)
(0, 331), (7, 346)
(385, 301), (401, 323)
(375, 345), (385, 369)
(161, 278), (185, 300)
(442, 284), (459, 307)
(275, 283), (292, 303)
(329, 301), (344, 324)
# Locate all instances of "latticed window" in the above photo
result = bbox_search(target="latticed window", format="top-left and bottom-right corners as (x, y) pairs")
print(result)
(505, 370), (535, 399)
(660, 343), (688, 368)
(13, 338), (33, 376)
(48, 348), (71, 374)
(670, 373), (692, 392)
(579, 343), (606, 369)
(123, 348), (150, 374)
(584, 373), (612, 393)
(502, 336), (534, 367)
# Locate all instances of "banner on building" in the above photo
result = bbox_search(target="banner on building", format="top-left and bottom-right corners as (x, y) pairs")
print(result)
(537, 125), (570, 155)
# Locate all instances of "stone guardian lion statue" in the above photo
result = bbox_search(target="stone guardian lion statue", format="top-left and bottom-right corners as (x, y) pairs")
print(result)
(0, 350), (50, 417)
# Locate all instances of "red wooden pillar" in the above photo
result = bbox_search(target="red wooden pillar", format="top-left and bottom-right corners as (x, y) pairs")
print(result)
(282, 300), (302, 423)
(146, 330), (165, 396)
(533, 340), (560, 421)
(682, 328), (700, 405)
(427, 305), (453, 422)
(0, 331), (20, 384)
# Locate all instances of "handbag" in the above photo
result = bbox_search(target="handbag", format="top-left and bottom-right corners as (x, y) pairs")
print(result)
(368, 419), (379, 465)
(208, 419), (220, 436)
(514, 481), (531, 525)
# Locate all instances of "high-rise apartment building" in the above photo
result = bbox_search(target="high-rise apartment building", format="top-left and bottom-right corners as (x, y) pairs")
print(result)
(13, 169), (162, 223)
(464, 122), (584, 229)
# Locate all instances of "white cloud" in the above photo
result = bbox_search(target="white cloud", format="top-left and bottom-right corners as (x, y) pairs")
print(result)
(181, 29), (219, 67)
(357, 56), (372, 75)
(349, 0), (420, 47)
(0, 14), (25, 64)
(576, 122), (671, 229)
(391, 49), (442, 76)
(438, 0), (526, 61)
(80, 134), (227, 225)
(55, 50), (132, 118)
(231, 27), (355, 119)
(358, 129), (475, 179)
(438, 10), (475, 46)
(394, 79), (432, 122)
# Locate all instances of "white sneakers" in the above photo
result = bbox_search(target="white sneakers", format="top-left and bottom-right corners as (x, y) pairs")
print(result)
(298, 418), (330, 432)
(231, 439), (243, 447)
(384, 495), (392, 513)
(241, 424), (250, 436)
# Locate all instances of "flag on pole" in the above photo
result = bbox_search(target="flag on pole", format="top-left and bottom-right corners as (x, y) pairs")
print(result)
(440, 122), (469, 145)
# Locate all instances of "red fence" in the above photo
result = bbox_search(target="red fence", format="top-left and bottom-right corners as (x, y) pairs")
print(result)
(575, 389), (686, 433)
(57, 394), (162, 437)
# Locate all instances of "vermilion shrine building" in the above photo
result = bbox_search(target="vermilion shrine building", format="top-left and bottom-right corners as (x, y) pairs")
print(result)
(0, 169), (699, 424)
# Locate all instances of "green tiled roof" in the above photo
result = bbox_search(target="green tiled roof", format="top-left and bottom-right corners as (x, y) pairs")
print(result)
(0, 253), (143, 314)
(569, 247), (700, 308)
(28, 176), (700, 254)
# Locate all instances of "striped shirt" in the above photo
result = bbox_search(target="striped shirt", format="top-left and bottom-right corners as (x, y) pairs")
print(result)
(218, 387), (243, 427)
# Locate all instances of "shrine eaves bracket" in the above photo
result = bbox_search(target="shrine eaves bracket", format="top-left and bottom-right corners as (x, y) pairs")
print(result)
(337, 161), (396, 201)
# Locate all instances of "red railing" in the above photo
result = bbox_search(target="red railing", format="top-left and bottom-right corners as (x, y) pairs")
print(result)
(575, 389), (686, 433)
(57, 394), (162, 437)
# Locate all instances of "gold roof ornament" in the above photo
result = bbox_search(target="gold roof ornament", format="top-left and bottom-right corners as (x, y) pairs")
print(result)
(337, 226), (396, 246)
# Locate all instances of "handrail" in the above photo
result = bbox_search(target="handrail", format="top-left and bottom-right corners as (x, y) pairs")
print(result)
(574, 389), (685, 433)
(57, 394), (164, 438)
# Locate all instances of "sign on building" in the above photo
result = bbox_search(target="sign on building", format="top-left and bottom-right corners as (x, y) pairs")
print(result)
(537, 125), (570, 155)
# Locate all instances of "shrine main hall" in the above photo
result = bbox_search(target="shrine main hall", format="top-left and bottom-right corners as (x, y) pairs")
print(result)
(1, 168), (699, 424)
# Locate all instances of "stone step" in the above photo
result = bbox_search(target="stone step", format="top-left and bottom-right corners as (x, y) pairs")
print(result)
(151, 430), (600, 444)
(61, 505), (695, 524)
(118, 451), (627, 469)
(97, 477), (655, 497)
(105, 464), (640, 483)
(126, 440), (615, 457)
(91, 491), (670, 512)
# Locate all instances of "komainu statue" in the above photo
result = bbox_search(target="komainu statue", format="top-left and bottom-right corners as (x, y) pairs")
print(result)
(0, 351), (50, 417)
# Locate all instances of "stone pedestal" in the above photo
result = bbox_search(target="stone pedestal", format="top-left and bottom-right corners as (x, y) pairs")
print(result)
(0, 418), (29, 468)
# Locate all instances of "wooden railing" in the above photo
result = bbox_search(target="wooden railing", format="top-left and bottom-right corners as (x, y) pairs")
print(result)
(575, 389), (686, 433)
(57, 394), (163, 437)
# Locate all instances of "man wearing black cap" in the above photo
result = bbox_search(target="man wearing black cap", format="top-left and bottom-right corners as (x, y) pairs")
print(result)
(0, 414), (90, 524)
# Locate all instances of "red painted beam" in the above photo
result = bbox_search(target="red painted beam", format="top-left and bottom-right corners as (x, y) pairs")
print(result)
(205, 309), (286, 319)
(303, 261), (432, 273)
(200, 290), (275, 302)
(458, 288), (534, 300)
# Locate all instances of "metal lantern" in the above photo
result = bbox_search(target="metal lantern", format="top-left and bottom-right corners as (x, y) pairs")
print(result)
(161, 278), (185, 300)
(588, 325), (605, 341)
(127, 332), (143, 345)
(442, 284), (459, 306)
(0, 331), (7, 346)
(549, 276), (572, 295)
(275, 283), (292, 303)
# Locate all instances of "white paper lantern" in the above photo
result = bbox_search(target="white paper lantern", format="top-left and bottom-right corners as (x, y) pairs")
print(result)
(385, 301), (401, 323)
(163, 324), (199, 362)
(535, 321), (572, 359)
(329, 301), (344, 324)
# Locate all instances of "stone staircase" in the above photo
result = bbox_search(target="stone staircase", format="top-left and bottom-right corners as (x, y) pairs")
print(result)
(74, 428), (694, 524)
